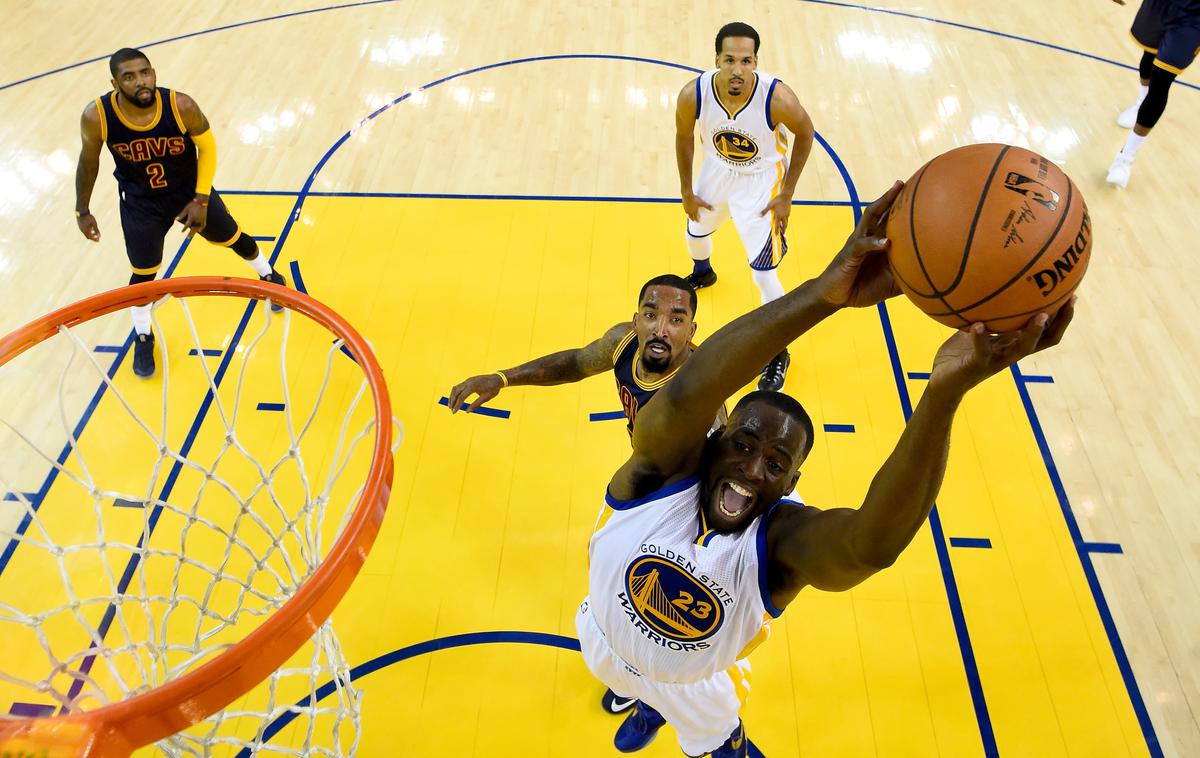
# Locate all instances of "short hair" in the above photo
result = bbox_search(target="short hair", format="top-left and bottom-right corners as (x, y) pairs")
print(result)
(731, 390), (815, 459)
(110, 48), (150, 77)
(638, 274), (697, 317)
(715, 22), (761, 55)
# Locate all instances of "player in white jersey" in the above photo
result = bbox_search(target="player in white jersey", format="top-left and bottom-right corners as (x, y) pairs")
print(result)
(577, 184), (1076, 756)
(675, 22), (816, 392)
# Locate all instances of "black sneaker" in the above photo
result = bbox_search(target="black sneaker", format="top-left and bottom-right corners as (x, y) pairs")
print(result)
(758, 349), (790, 392)
(132, 333), (155, 378)
(684, 268), (717, 289)
(260, 270), (288, 312)
(601, 688), (636, 715)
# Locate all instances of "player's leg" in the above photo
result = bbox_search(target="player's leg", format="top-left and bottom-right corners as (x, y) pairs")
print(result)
(729, 172), (790, 391)
(1117, 51), (1156, 128)
(684, 160), (731, 289)
(612, 662), (748, 757)
(197, 191), (288, 310)
(1109, 18), (1197, 187)
(1118, 2), (1164, 127)
(119, 198), (172, 378)
(575, 602), (660, 750)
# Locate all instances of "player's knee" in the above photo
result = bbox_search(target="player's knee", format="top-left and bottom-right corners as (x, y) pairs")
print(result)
(1137, 66), (1177, 128)
(230, 233), (259, 260)
(129, 271), (156, 286)
(1138, 51), (1156, 81)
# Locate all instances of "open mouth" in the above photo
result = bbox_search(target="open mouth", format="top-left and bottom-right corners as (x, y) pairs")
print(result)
(718, 480), (754, 519)
(645, 341), (669, 358)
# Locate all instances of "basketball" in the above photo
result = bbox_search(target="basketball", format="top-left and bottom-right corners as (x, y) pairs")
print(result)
(885, 143), (1090, 332)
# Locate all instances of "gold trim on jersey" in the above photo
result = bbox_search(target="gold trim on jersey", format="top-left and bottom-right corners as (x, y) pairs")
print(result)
(711, 72), (759, 121)
(110, 90), (163, 132)
(94, 98), (108, 143)
(735, 613), (774, 660)
(611, 329), (636, 364)
(169, 89), (187, 133)
(726, 660), (753, 711)
(1130, 31), (1157, 54)
(631, 345), (684, 391)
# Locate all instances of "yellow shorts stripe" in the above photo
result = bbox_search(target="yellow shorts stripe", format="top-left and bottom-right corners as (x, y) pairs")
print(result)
(130, 264), (160, 275)
(212, 224), (241, 247)
(1153, 58), (1185, 75)
(726, 660), (752, 712)
(1130, 31), (1158, 54)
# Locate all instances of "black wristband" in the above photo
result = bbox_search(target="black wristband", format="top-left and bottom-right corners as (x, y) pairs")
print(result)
(75, 209), (91, 218)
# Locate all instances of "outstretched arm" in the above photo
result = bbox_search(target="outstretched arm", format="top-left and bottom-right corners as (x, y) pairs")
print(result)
(447, 322), (631, 413)
(766, 301), (1076, 606)
(74, 102), (104, 242)
(609, 183), (906, 498)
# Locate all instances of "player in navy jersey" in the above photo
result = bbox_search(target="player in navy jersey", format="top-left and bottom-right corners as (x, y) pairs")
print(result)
(74, 48), (288, 377)
(447, 275), (726, 437)
(1107, 0), (1200, 187)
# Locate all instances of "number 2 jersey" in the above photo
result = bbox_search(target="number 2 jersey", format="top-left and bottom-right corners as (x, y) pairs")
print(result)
(95, 87), (197, 201)
(586, 476), (787, 684)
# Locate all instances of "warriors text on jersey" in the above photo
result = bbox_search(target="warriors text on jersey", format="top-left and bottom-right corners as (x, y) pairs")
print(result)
(695, 69), (787, 175)
(96, 87), (197, 200)
(586, 476), (786, 684)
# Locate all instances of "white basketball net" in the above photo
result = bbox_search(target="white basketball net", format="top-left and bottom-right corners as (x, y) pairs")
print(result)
(0, 288), (399, 756)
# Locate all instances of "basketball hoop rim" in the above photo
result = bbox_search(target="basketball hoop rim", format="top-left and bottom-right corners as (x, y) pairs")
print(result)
(0, 277), (394, 757)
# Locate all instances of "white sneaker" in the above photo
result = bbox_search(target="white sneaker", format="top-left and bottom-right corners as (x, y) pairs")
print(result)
(1117, 104), (1140, 129)
(1107, 150), (1135, 188)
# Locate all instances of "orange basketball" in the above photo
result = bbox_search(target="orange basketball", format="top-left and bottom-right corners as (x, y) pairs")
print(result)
(885, 143), (1090, 332)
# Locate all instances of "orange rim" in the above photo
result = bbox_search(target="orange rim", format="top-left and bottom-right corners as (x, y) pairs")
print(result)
(0, 277), (393, 756)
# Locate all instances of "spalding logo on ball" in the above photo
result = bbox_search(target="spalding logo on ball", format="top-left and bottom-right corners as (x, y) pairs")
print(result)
(886, 143), (1090, 332)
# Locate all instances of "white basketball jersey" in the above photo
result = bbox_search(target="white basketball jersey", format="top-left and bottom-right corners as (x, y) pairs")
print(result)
(696, 69), (787, 175)
(586, 476), (785, 684)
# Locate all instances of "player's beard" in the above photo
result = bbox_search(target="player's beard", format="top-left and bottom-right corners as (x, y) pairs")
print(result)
(129, 88), (154, 107)
(639, 340), (672, 373)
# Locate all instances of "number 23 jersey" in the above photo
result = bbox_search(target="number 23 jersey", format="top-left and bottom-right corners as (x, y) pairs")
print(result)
(586, 476), (785, 684)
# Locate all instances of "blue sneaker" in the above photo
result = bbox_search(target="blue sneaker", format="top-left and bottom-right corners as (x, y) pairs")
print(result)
(710, 720), (748, 758)
(613, 700), (666, 753)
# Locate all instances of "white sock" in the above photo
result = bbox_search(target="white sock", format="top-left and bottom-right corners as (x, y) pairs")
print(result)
(245, 251), (273, 277)
(1122, 131), (1147, 158)
(751, 268), (785, 304)
(131, 304), (152, 335)
(685, 234), (712, 263)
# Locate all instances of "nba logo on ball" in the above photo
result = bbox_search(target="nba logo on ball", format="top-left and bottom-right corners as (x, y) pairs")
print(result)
(885, 144), (1090, 332)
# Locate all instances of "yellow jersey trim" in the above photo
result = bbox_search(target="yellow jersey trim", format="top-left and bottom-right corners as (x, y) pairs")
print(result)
(130, 263), (161, 275)
(631, 346), (683, 391)
(94, 98), (108, 143)
(735, 613), (774, 660)
(169, 89), (187, 133)
(711, 72), (759, 121)
(611, 329), (636, 364)
(110, 90), (163, 132)
(1130, 31), (1157, 54)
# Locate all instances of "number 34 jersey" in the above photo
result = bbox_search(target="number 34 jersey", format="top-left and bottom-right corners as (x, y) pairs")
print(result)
(586, 476), (786, 684)
(696, 69), (787, 176)
(96, 87), (197, 200)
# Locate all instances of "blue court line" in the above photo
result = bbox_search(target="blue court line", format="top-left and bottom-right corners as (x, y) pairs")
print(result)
(256, 402), (285, 412)
(823, 423), (855, 433)
(219, 189), (855, 206)
(949, 537), (993, 549)
(1008, 363), (1158, 753)
(0, 236), (194, 578)
(3, 492), (39, 503)
(1083, 542), (1124, 555)
(0, 0), (400, 93)
(252, 235), (277, 242)
(188, 348), (223, 357)
(112, 498), (143, 509)
(233, 631), (767, 758)
(792, 0), (1198, 93)
(906, 371), (931, 380)
(93, 345), (123, 354)
(438, 397), (511, 419)
(1019, 374), (1055, 384)
(8, 702), (55, 717)
(589, 410), (626, 422)
(286, 260), (358, 364)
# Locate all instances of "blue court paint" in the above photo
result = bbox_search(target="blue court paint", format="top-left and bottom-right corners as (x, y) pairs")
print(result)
(438, 397), (511, 419)
(1082, 542), (1124, 555)
(907, 371), (931, 380)
(949, 538), (993, 549)
(188, 348), (223, 357)
(589, 410), (626, 422)
(256, 402), (285, 412)
(285, 261), (358, 363)
(1008, 364), (1159, 754)
(112, 498), (144, 509)
(3, 492), (39, 503)
(232, 631), (768, 758)
(93, 345), (123, 354)
(8, 702), (55, 717)
(223, 189), (855, 206)
(1019, 374), (1055, 384)
(823, 423), (855, 433)
(252, 235), (277, 242)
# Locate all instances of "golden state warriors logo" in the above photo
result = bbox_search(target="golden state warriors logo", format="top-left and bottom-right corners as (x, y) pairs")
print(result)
(712, 130), (758, 164)
(624, 557), (723, 642)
